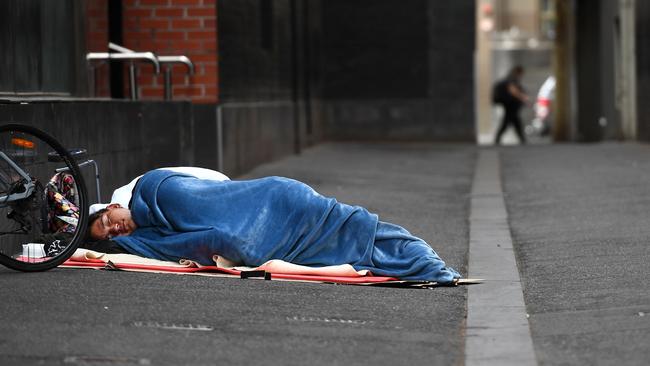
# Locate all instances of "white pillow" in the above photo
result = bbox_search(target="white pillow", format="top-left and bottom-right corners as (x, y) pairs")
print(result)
(89, 167), (229, 214)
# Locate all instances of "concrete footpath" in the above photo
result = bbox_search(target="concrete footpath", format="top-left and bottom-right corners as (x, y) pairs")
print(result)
(0, 141), (649, 365)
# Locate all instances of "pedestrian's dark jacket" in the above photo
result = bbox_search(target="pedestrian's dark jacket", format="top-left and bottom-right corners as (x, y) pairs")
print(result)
(493, 77), (525, 109)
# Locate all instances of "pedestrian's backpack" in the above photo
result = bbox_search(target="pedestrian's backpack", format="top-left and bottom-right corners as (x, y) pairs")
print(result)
(492, 79), (509, 105)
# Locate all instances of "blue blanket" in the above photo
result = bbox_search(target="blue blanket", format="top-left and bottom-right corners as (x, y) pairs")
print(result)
(114, 170), (459, 282)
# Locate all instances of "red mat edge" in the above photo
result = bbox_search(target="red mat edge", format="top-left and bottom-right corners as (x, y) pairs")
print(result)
(60, 260), (399, 284)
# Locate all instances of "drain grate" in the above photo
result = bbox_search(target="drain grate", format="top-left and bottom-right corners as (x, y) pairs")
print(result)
(131, 321), (214, 331)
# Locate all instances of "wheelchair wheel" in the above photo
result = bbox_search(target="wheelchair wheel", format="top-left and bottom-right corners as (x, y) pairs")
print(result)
(0, 123), (88, 271)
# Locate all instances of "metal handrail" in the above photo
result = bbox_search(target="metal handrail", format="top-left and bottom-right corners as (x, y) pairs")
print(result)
(106, 43), (195, 100)
(108, 42), (133, 54)
(86, 52), (160, 73)
(86, 51), (161, 100)
(88, 42), (195, 100)
(157, 56), (195, 100)
(157, 55), (194, 74)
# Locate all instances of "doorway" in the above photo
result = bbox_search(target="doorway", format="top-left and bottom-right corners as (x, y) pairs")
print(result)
(475, 0), (555, 145)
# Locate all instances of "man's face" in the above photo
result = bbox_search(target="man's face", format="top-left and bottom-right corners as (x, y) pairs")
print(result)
(90, 204), (137, 241)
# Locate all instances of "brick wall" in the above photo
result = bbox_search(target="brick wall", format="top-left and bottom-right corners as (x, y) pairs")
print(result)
(122, 0), (218, 103)
(83, 0), (217, 102)
(86, 0), (110, 97)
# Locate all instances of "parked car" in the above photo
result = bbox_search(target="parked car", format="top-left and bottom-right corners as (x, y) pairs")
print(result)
(527, 76), (555, 136)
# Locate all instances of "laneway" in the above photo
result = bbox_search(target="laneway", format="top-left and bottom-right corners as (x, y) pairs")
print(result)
(2, 142), (649, 365)
(0, 142), (476, 366)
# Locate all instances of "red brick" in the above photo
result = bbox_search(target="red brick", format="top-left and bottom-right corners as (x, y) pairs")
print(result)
(203, 18), (216, 28)
(173, 85), (204, 96)
(87, 1), (105, 10)
(187, 8), (215, 17)
(155, 8), (185, 17)
(171, 19), (201, 29)
(187, 31), (215, 39)
(138, 73), (158, 83)
(123, 30), (153, 40)
(88, 21), (108, 32)
(169, 40), (203, 51)
(193, 96), (219, 104)
(204, 86), (218, 97)
(125, 8), (154, 17)
(200, 64), (218, 75)
(139, 63), (161, 75)
(192, 73), (218, 84)
(171, 0), (202, 5)
(133, 39), (170, 52)
(170, 64), (194, 73)
(87, 8), (107, 17)
(139, 0), (170, 6)
(141, 87), (164, 98)
(190, 52), (213, 59)
(139, 18), (170, 29)
(88, 20), (106, 29)
(156, 31), (186, 40)
(192, 75), (218, 87)
(123, 19), (140, 30)
(87, 36), (106, 43)
(201, 41), (216, 52)
(163, 73), (190, 83)
(184, 54), (215, 63)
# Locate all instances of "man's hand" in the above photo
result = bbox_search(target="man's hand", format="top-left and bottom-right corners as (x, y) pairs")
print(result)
(508, 82), (530, 105)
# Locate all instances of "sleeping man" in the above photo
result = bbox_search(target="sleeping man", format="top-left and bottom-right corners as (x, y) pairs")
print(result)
(86, 169), (460, 283)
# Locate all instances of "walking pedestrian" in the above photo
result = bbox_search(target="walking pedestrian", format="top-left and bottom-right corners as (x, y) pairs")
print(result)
(493, 65), (530, 145)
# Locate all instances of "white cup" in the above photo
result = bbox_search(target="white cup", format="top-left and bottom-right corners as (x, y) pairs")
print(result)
(22, 243), (46, 258)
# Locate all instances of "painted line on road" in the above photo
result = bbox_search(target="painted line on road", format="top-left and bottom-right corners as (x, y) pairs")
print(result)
(465, 149), (536, 366)
(131, 321), (214, 331)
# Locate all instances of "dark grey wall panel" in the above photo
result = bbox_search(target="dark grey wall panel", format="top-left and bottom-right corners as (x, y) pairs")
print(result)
(0, 1), (16, 91)
(427, 0), (475, 141)
(637, 0), (650, 141)
(0, 100), (309, 194)
(598, 0), (620, 140)
(218, 0), (475, 143)
(320, 0), (475, 141)
(0, 101), (194, 203)
(575, 0), (621, 142)
(220, 103), (296, 176)
(40, 0), (74, 93)
(192, 104), (219, 169)
(217, 0), (294, 101)
(0, 0), (85, 95)
(322, 0), (428, 99)
(324, 99), (473, 142)
(217, 0), (324, 158)
(575, 0), (601, 141)
(13, 0), (42, 93)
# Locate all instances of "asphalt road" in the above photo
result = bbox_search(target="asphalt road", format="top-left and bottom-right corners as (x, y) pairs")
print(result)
(501, 143), (650, 365)
(0, 142), (476, 366)
(4, 141), (647, 366)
